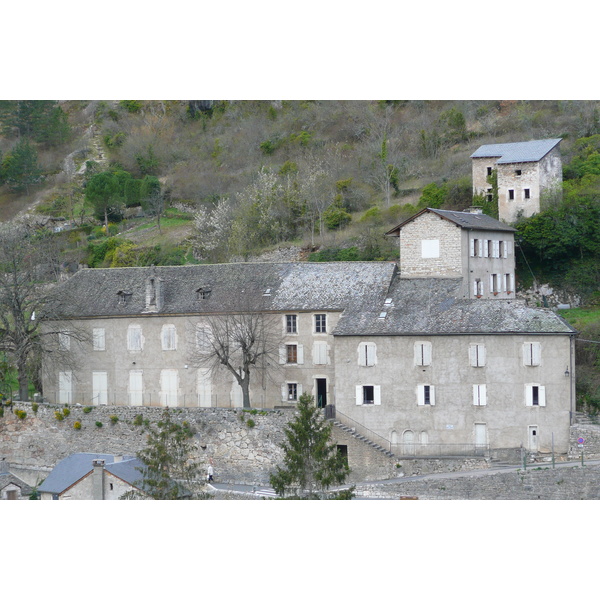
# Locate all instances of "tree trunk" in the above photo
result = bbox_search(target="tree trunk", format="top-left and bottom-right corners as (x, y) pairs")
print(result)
(17, 367), (29, 403)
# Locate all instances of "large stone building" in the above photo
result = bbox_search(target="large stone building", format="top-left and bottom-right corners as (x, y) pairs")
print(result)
(41, 208), (576, 458)
(471, 138), (562, 223)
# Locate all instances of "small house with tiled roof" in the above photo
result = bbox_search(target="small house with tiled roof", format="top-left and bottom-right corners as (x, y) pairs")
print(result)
(471, 138), (562, 223)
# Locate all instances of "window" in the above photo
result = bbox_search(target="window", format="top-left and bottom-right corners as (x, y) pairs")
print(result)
(508, 189), (515, 200)
(523, 342), (541, 366)
(498, 240), (505, 258)
(524, 188), (531, 199)
(161, 324), (177, 351)
(127, 325), (143, 351)
(421, 239), (440, 258)
(417, 384), (435, 406)
(490, 273), (499, 294)
(525, 384), (546, 407)
(315, 314), (327, 333)
(286, 344), (297, 364)
(160, 369), (178, 407)
(197, 368), (212, 407)
(196, 324), (212, 353)
(473, 384), (487, 406)
(473, 279), (484, 297)
(515, 169), (522, 176)
(471, 238), (479, 257)
(469, 343), (486, 367)
(92, 371), (108, 405)
(355, 385), (381, 405)
(58, 371), (72, 404)
(487, 166), (493, 176)
(286, 314), (297, 334)
(288, 383), (298, 401)
(358, 342), (377, 367)
(414, 341), (432, 366)
(58, 332), (70, 351)
(196, 287), (211, 300)
(487, 240), (493, 257)
(93, 328), (105, 351)
(486, 189), (493, 202)
(312, 341), (328, 365)
(505, 273), (514, 294)
(129, 370), (143, 406)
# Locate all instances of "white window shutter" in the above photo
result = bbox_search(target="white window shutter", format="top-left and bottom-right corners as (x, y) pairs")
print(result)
(417, 384), (425, 405)
(478, 239), (484, 257)
(423, 343), (432, 366)
(279, 346), (286, 365)
(479, 344), (486, 366)
(469, 345), (477, 366)
(470, 238), (475, 257)
(525, 384), (533, 406)
(430, 386), (436, 405)
(539, 386), (546, 406)
(282, 384), (287, 401)
(356, 386), (363, 405)
(473, 384), (479, 405)
(473, 281), (478, 296)
(297, 344), (304, 364)
(374, 385), (381, 405)
(297, 384), (303, 397)
(367, 343), (377, 366)
(483, 240), (489, 257)
(414, 343), (422, 366)
(503, 241), (508, 258)
(358, 343), (367, 366)
(480, 384), (487, 405)
(532, 342), (541, 366)
(523, 343), (531, 366)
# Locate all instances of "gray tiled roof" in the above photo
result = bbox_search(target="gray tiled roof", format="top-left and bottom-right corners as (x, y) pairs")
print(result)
(470, 139), (561, 164)
(48, 262), (398, 318)
(386, 208), (515, 236)
(333, 278), (576, 336)
(0, 473), (33, 495)
(38, 453), (141, 494)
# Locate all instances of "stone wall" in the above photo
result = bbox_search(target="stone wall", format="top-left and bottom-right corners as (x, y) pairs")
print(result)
(354, 462), (600, 500)
(0, 402), (293, 487)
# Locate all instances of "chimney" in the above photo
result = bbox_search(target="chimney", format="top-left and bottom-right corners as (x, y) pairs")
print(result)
(464, 206), (483, 214)
(145, 268), (164, 312)
(92, 459), (105, 500)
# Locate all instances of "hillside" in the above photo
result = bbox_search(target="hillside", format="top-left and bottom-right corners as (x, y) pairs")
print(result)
(1, 99), (600, 289)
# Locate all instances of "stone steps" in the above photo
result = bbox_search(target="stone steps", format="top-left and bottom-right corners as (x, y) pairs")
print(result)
(332, 421), (396, 458)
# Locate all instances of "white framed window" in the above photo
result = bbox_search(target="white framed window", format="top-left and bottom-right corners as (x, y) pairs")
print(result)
(127, 324), (143, 351)
(285, 314), (298, 334)
(525, 384), (546, 407)
(196, 324), (212, 353)
(523, 342), (541, 366)
(470, 238), (479, 257)
(280, 343), (304, 365)
(469, 343), (486, 367)
(129, 370), (143, 406)
(197, 368), (212, 407)
(417, 384), (435, 406)
(58, 332), (71, 351)
(355, 385), (381, 405)
(473, 384), (487, 406)
(473, 279), (484, 297)
(161, 324), (177, 351)
(58, 371), (72, 404)
(312, 341), (328, 365)
(421, 239), (440, 258)
(490, 273), (499, 294)
(505, 273), (514, 293)
(160, 369), (178, 407)
(358, 342), (377, 367)
(92, 371), (108, 406)
(315, 314), (327, 333)
(282, 382), (302, 402)
(92, 328), (105, 351)
(414, 341), (432, 366)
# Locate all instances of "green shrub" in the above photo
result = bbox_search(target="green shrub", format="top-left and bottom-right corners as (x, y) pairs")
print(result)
(323, 204), (351, 230)
(83, 406), (93, 414)
(54, 411), (64, 421)
(62, 407), (70, 417)
(95, 421), (103, 428)
(0, 407), (3, 418)
(133, 414), (143, 426)
(15, 409), (27, 420)
(73, 421), (82, 430)
(246, 418), (256, 428)
(109, 414), (119, 424)
(31, 402), (39, 414)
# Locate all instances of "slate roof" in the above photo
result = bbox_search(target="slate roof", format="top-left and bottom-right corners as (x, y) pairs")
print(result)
(0, 472), (33, 496)
(333, 278), (576, 337)
(47, 262), (398, 318)
(38, 453), (143, 495)
(470, 139), (562, 164)
(385, 208), (516, 236)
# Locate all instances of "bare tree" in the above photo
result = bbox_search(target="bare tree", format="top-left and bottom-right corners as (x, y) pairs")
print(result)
(0, 224), (87, 402)
(188, 292), (282, 408)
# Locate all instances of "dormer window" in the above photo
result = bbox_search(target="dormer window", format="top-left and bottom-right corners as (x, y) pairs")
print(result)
(196, 287), (211, 300)
(117, 290), (132, 305)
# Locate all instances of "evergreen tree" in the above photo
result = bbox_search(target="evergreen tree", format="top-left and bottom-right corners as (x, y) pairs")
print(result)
(270, 393), (353, 499)
(0, 100), (70, 145)
(85, 171), (123, 230)
(1, 139), (42, 193)
(127, 408), (203, 500)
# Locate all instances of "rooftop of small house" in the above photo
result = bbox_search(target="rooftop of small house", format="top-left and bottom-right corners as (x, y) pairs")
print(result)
(470, 138), (562, 164)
